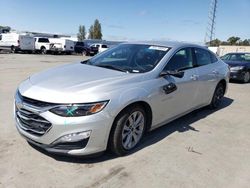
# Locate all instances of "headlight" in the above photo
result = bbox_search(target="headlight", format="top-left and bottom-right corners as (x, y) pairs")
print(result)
(230, 66), (244, 71)
(49, 101), (108, 117)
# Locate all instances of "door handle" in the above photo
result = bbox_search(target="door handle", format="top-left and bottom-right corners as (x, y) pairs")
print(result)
(163, 83), (177, 94)
(190, 75), (198, 80)
(212, 70), (219, 74)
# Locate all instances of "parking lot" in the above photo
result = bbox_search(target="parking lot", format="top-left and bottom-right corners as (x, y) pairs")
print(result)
(0, 53), (250, 188)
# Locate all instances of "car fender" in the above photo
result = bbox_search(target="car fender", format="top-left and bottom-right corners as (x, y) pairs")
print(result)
(108, 86), (151, 118)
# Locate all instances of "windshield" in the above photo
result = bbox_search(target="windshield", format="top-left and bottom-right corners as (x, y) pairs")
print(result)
(221, 53), (250, 62)
(85, 44), (170, 73)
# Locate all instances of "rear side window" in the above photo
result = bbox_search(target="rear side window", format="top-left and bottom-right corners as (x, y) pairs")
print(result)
(38, 38), (49, 43)
(164, 48), (194, 71)
(210, 52), (218, 63)
(194, 48), (212, 66)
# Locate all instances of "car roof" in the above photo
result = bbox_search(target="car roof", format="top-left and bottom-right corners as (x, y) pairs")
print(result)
(124, 41), (206, 49)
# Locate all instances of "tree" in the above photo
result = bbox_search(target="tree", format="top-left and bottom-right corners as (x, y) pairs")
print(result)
(227, 36), (240, 45)
(77, 25), (86, 41)
(0, 25), (11, 33)
(93, 19), (102, 39)
(88, 25), (94, 39)
(88, 19), (103, 39)
(207, 38), (221, 46)
(239, 39), (250, 46)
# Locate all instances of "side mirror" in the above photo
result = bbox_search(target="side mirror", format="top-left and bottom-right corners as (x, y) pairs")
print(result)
(160, 70), (184, 78)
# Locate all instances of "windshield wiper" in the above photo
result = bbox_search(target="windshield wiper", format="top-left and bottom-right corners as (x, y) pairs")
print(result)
(95, 64), (128, 72)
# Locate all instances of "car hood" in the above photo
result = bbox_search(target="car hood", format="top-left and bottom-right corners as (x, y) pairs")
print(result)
(19, 63), (144, 103)
(224, 60), (248, 67)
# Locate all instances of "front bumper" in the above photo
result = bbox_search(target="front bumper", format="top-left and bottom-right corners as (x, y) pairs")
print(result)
(14, 104), (114, 156)
(229, 70), (245, 81)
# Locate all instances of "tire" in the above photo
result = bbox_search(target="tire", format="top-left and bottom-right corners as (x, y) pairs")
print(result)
(41, 47), (46, 54)
(209, 83), (225, 109)
(109, 105), (146, 156)
(82, 50), (88, 56)
(242, 71), (250, 83)
(11, 46), (15, 53)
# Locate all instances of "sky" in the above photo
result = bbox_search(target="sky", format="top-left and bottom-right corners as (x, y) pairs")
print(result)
(0, 0), (249, 43)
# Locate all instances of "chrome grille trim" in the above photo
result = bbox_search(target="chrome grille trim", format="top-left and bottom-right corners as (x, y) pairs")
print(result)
(15, 91), (53, 136)
(17, 111), (49, 124)
(16, 109), (52, 136)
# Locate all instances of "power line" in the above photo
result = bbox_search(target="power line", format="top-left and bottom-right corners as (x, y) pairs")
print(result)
(205, 0), (218, 45)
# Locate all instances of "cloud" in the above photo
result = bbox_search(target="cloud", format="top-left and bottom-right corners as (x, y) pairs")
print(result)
(106, 24), (124, 29)
(138, 10), (148, 16)
(105, 35), (135, 41)
(181, 19), (201, 25)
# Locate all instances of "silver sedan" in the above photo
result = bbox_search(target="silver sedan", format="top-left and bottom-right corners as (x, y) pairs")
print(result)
(14, 41), (229, 156)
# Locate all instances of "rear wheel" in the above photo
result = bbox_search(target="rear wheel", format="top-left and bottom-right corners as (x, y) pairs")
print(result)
(210, 83), (225, 109)
(41, 47), (46, 54)
(243, 72), (250, 83)
(109, 106), (146, 156)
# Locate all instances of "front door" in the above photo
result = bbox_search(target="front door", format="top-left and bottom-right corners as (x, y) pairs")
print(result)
(150, 48), (200, 128)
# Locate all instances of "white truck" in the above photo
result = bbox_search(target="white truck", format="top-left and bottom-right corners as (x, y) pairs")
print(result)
(0, 33), (35, 53)
(34, 37), (51, 54)
(49, 38), (75, 54)
(90, 43), (108, 53)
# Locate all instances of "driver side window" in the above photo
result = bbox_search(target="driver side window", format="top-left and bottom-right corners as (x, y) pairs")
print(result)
(164, 48), (194, 71)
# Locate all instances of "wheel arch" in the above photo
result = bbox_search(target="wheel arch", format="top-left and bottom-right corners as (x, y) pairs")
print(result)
(107, 100), (153, 149)
(40, 45), (46, 50)
(218, 79), (227, 95)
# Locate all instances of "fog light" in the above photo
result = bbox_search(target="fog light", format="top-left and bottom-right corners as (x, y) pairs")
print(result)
(52, 131), (91, 145)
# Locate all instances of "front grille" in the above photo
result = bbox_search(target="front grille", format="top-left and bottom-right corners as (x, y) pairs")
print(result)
(22, 96), (56, 108)
(16, 108), (52, 136)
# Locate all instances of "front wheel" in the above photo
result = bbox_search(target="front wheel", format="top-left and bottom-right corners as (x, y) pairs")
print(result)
(109, 106), (146, 156)
(11, 46), (15, 53)
(243, 72), (250, 83)
(82, 50), (88, 56)
(210, 83), (225, 109)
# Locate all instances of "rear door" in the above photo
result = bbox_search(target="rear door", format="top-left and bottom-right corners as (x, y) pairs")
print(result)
(193, 48), (219, 105)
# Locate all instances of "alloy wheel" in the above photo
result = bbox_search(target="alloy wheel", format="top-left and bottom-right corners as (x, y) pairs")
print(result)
(213, 86), (224, 108)
(122, 111), (145, 150)
(243, 72), (250, 83)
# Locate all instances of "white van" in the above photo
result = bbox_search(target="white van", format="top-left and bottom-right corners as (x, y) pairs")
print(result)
(34, 37), (51, 54)
(49, 38), (75, 54)
(0, 33), (35, 53)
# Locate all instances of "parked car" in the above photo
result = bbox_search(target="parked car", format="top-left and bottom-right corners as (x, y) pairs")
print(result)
(0, 32), (35, 53)
(74, 41), (98, 56)
(221, 52), (250, 83)
(14, 42), (229, 156)
(49, 38), (74, 54)
(34, 37), (50, 54)
(90, 43), (108, 53)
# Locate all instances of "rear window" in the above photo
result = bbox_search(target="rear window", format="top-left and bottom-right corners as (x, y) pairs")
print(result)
(38, 38), (49, 43)
(76, 42), (84, 46)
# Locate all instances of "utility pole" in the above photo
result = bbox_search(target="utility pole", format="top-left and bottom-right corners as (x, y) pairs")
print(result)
(205, 0), (218, 46)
